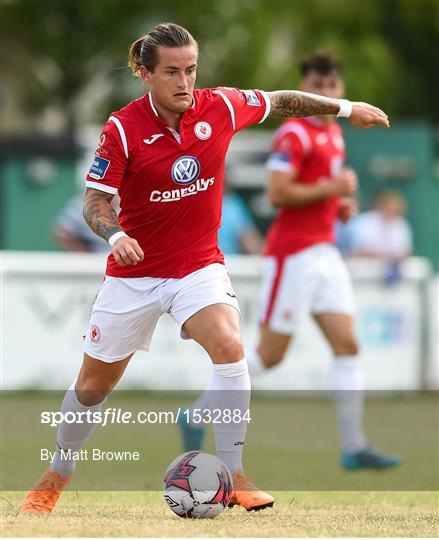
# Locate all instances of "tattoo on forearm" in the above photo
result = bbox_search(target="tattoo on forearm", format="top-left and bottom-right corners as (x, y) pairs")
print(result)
(268, 90), (339, 118)
(83, 188), (121, 241)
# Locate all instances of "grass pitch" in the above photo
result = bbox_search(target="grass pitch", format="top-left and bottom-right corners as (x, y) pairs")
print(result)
(1, 392), (438, 537)
(1, 490), (438, 537)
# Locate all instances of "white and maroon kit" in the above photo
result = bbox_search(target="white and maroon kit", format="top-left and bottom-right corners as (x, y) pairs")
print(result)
(261, 117), (354, 334)
(84, 88), (270, 361)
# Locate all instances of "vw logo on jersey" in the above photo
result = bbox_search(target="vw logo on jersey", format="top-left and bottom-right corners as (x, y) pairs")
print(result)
(171, 155), (201, 185)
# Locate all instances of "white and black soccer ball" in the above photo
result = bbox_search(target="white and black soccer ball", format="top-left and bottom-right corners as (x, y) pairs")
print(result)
(163, 451), (233, 519)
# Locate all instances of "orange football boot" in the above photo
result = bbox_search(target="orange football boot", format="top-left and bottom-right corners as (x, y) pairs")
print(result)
(229, 470), (274, 511)
(21, 470), (71, 514)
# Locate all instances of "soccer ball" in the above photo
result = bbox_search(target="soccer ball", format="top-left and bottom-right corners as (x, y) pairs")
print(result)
(163, 451), (233, 518)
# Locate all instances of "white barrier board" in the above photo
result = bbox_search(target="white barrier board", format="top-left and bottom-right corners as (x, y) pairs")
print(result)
(1, 251), (432, 390)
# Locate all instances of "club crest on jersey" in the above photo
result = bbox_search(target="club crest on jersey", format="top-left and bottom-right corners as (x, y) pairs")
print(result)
(89, 156), (110, 180)
(316, 133), (329, 146)
(242, 90), (261, 106)
(194, 121), (212, 140)
(171, 156), (201, 185)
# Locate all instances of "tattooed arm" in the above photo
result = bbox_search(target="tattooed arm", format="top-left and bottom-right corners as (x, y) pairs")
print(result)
(267, 91), (389, 128)
(83, 188), (121, 241)
(83, 188), (143, 266)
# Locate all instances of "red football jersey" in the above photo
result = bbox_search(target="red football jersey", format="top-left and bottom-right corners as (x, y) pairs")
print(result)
(264, 117), (345, 257)
(86, 88), (270, 278)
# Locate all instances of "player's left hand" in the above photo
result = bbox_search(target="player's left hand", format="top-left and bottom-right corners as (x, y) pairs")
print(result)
(350, 102), (389, 128)
(338, 197), (358, 223)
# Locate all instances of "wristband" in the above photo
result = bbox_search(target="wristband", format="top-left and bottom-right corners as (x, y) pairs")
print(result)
(108, 231), (128, 247)
(336, 99), (352, 118)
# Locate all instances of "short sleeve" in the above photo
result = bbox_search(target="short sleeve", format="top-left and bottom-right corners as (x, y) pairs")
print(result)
(85, 117), (128, 194)
(213, 87), (271, 132)
(266, 122), (311, 173)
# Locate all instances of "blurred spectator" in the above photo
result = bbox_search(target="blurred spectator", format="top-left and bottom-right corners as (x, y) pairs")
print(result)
(335, 189), (413, 285)
(52, 193), (112, 252)
(218, 180), (263, 255)
(349, 189), (413, 260)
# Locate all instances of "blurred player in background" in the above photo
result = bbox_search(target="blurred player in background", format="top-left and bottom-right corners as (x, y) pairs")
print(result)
(182, 52), (400, 470)
(21, 24), (390, 515)
(248, 52), (401, 468)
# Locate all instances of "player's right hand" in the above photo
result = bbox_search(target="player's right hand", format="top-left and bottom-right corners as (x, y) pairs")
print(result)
(350, 102), (389, 128)
(330, 168), (358, 197)
(112, 236), (144, 266)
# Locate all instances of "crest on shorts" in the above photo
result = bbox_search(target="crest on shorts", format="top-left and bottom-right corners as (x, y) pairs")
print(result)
(90, 325), (101, 343)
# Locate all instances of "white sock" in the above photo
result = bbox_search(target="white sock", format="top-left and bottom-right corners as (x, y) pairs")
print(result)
(330, 355), (368, 453)
(210, 358), (251, 473)
(50, 381), (104, 477)
(246, 348), (266, 376)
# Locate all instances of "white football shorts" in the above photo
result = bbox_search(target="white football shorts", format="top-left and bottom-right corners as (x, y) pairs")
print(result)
(84, 263), (240, 362)
(260, 243), (354, 335)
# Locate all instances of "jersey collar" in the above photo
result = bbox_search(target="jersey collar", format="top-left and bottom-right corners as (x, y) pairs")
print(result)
(148, 92), (159, 116)
(146, 92), (196, 144)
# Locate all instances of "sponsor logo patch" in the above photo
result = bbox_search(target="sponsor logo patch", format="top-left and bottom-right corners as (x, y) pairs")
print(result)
(150, 177), (215, 203)
(171, 155), (201, 185)
(194, 121), (212, 140)
(143, 134), (164, 144)
(242, 89), (261, 106)
(88, 155), (110, 180)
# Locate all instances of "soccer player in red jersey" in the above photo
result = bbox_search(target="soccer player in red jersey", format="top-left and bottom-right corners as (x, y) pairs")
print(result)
(246, 52), (400, 469)
(21, 27), (390, 514)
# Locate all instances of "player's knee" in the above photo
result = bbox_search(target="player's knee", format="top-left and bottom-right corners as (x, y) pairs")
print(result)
(75, 379), (112, 406)
(334, 338), (359, 357)
(259, 348), (284, 368)
(211, 337), (244, 364)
